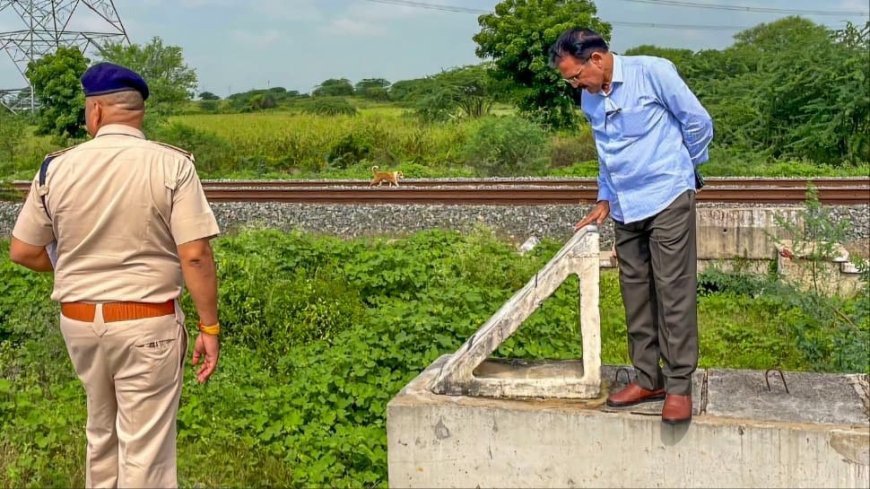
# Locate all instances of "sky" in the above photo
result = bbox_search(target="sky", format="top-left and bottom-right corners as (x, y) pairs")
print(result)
(0, 0), (867, 97)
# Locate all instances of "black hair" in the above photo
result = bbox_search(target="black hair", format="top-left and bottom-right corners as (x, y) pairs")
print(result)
(548, 28), (609, 67)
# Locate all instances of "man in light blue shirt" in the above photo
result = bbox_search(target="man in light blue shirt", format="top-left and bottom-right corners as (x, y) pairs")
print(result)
(550, 28), (713, 424)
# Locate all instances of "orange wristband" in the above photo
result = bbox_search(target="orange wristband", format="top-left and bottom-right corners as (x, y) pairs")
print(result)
(198, 321), (220, 336)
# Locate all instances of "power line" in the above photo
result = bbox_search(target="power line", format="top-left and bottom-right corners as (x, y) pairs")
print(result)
(613, 0), (868, 17)
(363, 0), (868, 21)
(362, 0), (488, 14)
(614, 20), (747, 31)
(361, 0), (752, 30)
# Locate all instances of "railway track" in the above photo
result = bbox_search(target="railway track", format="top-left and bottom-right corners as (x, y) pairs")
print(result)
(7, 177), (870, 205)
(203, 177), (869, 189)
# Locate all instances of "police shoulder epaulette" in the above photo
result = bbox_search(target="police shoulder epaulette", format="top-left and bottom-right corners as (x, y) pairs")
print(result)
(39, 143), (81, 185)
(38, 143), (80, 220)
(43, 143), (79, 161)
(153, 141), (195, 161)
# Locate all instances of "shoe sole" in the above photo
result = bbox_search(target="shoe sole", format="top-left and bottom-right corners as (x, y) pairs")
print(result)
(605, 394), (666, 408)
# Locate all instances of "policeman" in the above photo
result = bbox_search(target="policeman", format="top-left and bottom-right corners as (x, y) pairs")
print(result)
(9, 62), (220, 488)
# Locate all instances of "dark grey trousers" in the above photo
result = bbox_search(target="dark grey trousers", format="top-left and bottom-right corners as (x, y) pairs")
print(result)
(614, 190), (698, 396)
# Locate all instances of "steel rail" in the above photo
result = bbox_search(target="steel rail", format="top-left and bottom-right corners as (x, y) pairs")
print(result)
(6, 178), (869, 204)
(203, 186), (869, 205)
(199, 177), (869, 189)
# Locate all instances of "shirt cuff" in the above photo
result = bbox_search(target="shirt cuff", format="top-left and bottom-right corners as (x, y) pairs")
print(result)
(12, 222), (54, 247)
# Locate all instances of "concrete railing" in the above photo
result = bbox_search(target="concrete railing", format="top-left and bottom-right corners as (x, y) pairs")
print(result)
(429, 226), (601, 400)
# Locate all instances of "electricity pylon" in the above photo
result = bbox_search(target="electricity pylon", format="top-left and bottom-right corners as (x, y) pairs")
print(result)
(0, 0), (129, 113)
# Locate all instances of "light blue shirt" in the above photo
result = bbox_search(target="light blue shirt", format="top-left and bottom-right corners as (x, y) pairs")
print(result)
(581, 55), (713, 224)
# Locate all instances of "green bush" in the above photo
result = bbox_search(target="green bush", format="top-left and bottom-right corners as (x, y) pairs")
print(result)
(697, 267), (773, 297)
(0, 112), (27, 165)
(199, 100), (219, 113)
(549, 131), (597, 167)
(327, 132), (374, 168)
(246, 92), (278, 112)
(700, 147), (870, 177)
(548, 160), (599, 177)
(414, 88), (458, 123)
(2, 228), (868, 487)
(302, 97), (358, 116)
(151, 122), (235, 175)
(462, 116), (549, 176)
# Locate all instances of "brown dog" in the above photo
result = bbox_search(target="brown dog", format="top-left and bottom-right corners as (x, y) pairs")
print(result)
(370, 165), (404, 187)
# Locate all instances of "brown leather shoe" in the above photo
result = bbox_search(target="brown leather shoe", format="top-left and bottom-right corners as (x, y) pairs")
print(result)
(606, 383), (666, 407)
(662, 394), (692, 424)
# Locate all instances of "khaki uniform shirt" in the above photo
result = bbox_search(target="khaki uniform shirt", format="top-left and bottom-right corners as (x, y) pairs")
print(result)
(12, 124), (220, 303)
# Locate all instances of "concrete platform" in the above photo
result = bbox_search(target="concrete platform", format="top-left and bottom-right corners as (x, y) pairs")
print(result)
(388, 356), (870, 488)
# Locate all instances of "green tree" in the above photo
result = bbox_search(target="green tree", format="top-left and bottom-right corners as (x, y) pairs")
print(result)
(437, 65), (498, 118)
(388, 77), (435, 102)
(834, 21), (870, 162)
(622, 45), (695, 74)
(474, 0), (609, 129)
(199, 91), (220, 100)
(733, 17), (869, 163)
(248, 92), (278, 111)
(630, 18), (869, 164)
(99, 37), (198, 114)
(312, 78), (354, 97)
(354, 78), (391, 100)
(414, 65), (496, 121)
(25, 46), (89, 138)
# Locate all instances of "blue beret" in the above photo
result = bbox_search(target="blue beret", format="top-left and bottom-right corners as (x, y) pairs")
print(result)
(81, 62), (149, 101)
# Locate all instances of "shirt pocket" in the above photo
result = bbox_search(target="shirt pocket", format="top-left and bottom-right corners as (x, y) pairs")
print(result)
(619, 106), (648, 138)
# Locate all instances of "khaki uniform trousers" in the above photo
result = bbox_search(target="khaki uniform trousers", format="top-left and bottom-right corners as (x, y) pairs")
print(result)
(614, 190), (698, 396)
(59, 302), (187, 488)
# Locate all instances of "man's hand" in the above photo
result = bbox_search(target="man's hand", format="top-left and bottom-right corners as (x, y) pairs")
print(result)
(192, 332), (219, 383)
(574, 200), (610, 231)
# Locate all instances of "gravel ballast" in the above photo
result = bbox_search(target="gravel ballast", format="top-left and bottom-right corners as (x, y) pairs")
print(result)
(2, 202), (867, 250)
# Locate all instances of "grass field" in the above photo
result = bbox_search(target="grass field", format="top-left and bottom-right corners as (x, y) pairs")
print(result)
(2, 104), (868, 181)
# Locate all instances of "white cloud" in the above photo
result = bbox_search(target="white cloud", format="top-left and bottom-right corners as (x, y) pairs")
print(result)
(231, 28), (284, 47)
(140, 0), (321, 19)
(320, 0), (431, 38)
(179, 0), (232, 7)
(344, 1), (423, 22)
(248, 0), (324, 22)
(140, 0), (232, 7)
(837, 0), (870, 13)
(324, 18), (386, 37)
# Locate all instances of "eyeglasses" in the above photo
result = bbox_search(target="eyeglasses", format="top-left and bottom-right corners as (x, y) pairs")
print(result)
(562, 67), (584, 85)
(562, 57), (593, 86)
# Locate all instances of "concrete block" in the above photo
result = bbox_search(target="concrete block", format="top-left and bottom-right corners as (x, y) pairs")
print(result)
(388, 360), (870, 488)
(842, 260), (867, 275)
(697, 207), (801, 260)
(776, 241), (864, 296)
(705, 369), (868, 425)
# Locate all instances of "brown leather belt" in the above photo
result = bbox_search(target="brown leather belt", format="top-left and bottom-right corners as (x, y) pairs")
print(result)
(61, 300), (175, 323)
